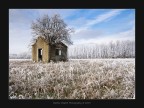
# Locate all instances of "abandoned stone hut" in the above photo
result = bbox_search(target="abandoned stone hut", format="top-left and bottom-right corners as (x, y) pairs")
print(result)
(32, 36), (68, 62)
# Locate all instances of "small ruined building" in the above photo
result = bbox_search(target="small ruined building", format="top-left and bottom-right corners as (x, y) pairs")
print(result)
(32, 36), (68, 62)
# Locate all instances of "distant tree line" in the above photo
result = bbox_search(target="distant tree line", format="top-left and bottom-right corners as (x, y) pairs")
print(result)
(68, 40), (135, 59)
(9, 40), (135, 59)
(9, 52), (31, 59)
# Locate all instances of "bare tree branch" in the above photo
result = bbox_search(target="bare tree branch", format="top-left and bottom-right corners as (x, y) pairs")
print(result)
(31, 14), (74, 45)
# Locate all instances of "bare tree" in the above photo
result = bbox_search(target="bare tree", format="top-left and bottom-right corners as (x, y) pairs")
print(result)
(31, 14), (74, 45)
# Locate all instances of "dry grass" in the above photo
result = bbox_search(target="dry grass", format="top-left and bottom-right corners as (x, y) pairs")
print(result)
(9, 59), (135, 99)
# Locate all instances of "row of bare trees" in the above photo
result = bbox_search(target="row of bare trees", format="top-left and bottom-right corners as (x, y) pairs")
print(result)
(9, 52), (31, 59)
(68, 40), (135, 59)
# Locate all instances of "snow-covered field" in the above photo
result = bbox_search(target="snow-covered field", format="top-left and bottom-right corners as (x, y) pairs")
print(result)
(9, 59), (32, 61)
(9, 59), (135, 99)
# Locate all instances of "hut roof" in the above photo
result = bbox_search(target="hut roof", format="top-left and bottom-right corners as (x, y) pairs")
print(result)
(31, 36), (68, 47)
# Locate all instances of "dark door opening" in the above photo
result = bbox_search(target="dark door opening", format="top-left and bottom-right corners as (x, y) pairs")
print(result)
(38, 48), (42, 61)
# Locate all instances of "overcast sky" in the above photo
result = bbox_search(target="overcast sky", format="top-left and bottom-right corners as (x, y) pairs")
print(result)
(9, 9), (135, 54)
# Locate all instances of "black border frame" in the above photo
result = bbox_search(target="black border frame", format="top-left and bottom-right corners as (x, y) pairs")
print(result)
(1, 0), (143, 107)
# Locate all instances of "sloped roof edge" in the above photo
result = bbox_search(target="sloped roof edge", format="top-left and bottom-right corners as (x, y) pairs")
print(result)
(31, 36), (68, 47)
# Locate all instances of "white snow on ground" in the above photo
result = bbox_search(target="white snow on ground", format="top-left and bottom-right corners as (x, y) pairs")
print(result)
(9, 58), (135, 61)
(70, 58), (135, 61)
(9, 59), (32, 61)
(9, 58), (135, 99)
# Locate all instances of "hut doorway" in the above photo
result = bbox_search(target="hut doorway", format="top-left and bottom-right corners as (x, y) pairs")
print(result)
(38, 48), (42, 61)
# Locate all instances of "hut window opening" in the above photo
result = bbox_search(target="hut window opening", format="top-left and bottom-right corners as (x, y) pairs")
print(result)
(59, 50), (61, 55)
(56, 49), (61, 55)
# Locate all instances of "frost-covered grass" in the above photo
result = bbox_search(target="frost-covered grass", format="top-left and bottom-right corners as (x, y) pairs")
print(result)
(9, 59), (31, 61)
(9, 59), (135, 99)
